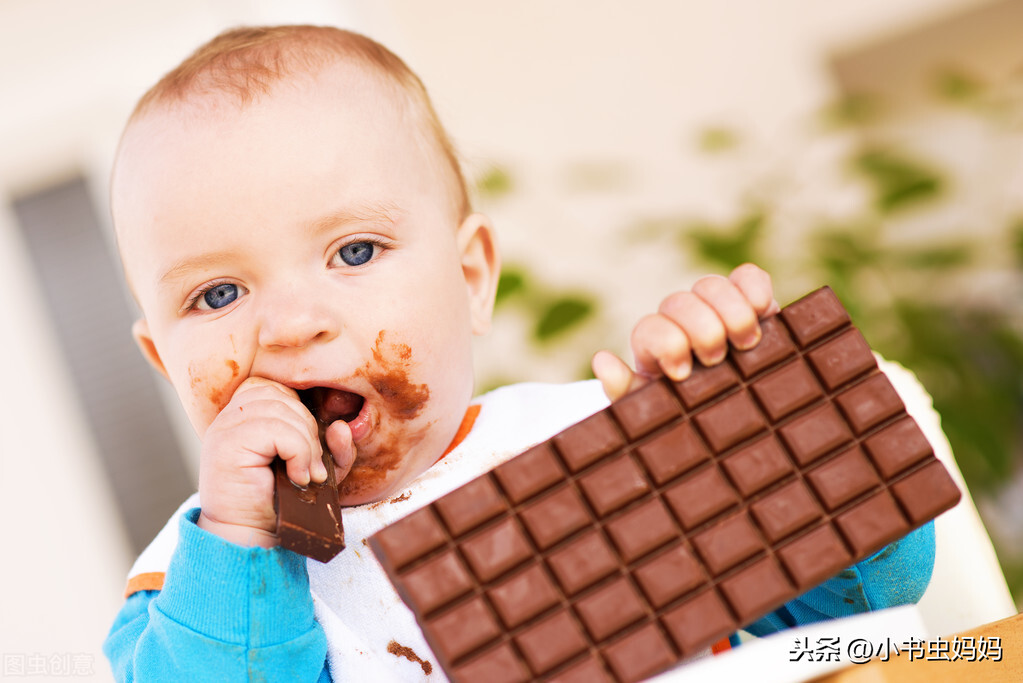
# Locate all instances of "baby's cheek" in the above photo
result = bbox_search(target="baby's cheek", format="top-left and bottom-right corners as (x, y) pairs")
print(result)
(186, 358), (242, 423)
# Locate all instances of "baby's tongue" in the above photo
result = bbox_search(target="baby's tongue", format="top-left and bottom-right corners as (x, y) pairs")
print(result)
(307, 387), (364, 424)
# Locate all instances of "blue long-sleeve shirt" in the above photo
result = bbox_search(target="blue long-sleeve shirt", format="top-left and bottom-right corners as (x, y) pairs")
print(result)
(104, 507), (935, 681)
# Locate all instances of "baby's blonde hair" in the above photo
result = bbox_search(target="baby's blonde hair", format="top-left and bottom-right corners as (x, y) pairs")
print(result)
(131, 25), (470, 218)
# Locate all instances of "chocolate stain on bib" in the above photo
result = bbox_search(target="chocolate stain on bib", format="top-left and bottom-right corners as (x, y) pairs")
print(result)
(387, 640), (433, 675)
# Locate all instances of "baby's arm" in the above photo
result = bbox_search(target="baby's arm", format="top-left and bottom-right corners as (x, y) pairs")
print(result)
(105, 377), (356, 682)
(103, 509), (332, 682)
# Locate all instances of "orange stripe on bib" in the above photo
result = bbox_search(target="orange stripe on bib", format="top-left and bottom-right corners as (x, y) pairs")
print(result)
(124, 571), (165, 598)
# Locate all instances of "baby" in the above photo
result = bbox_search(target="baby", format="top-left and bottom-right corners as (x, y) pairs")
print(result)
(104, 26), (935, 682)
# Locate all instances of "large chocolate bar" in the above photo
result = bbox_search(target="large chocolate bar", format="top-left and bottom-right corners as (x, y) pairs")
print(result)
(273, 454), (344, 562)
(369, 287), (960, 682)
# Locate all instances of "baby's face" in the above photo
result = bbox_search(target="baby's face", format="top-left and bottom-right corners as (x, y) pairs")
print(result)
(114, 64), (497, 505)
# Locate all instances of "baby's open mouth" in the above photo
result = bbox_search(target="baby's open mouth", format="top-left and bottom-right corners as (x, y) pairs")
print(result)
(299, 387), (366, 425)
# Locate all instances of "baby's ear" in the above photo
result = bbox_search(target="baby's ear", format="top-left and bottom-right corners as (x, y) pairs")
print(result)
(132, 318), (170, 380)
(456, 213), (500, 335)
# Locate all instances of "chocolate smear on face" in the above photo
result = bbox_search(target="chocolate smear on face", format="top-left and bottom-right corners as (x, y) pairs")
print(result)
(362, 330), (429, 420)
(190, 359), (240, 412)
(338, 331), (432, 500)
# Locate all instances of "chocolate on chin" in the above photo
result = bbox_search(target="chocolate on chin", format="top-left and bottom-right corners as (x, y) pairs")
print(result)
(273, 453), (345, 562)
(369, 287), (961, 682)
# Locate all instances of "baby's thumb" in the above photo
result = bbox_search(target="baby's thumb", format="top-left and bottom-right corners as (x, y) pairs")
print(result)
(324, 421), (357, 482)
(592, 350), (646, 402)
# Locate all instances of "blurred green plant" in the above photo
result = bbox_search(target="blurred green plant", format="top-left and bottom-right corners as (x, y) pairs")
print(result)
(697, 126), (742, 153)
(494, 265), (599, 344)
(934, 67), (984, 103)
(853, 149), (944, 212)
(478, 263), (601, 395)
(476, 165), (515, 200)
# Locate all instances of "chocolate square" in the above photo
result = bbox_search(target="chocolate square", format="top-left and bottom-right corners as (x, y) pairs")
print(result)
(399, 549), (474, 615)
(693, 391), (767, 452)
(720, 435), (793, 497)
(662, 465), (739, 530)
(633, 545), (705, 608)
(519, 485), (591, 550)
(661, 590), (736, 656)
(749, 480), (822, 543)
(605, 498), (679, 563)
(546, 530), (620, 596)
(460, 516), (533, 582)
(434, 475), (507, 537)
(602, 623), (676, 683)
(610, 379), (680, 439)
(514, 611), (589, 676)
(806, 446), (879, 511)
(488, 563), (561, 628)
(578, 454), (650, 517)
(452, 644), (530, 683)
(574, 577), (647, 642)
(835, 372), (904, 434)
(719, 556), (793, 622)
(634, 421), (709, 485)
(553, 411), (625, 472)
(493, 442), (565, 504)
(673, 361), (739, 410)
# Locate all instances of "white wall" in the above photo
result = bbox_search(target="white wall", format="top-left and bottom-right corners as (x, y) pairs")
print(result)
(0, 0), (997, 678)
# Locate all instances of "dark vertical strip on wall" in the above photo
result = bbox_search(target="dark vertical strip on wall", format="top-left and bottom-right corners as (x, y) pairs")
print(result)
(13, 174), (193, 553)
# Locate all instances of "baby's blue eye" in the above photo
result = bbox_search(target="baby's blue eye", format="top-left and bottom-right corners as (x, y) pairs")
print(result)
(202, 283), (239, 309)
(338, 242), (375, 266)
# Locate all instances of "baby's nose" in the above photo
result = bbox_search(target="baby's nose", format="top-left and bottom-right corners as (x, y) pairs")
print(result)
(257, 286), (340, 349)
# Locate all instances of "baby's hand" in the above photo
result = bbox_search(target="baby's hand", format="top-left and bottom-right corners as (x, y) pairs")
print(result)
(196, 377), (355, 548)
(593, 263), (780, 401)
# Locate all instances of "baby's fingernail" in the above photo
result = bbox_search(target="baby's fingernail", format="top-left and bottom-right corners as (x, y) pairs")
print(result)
(736, 326), (762, 350)
(702, 346), (728, 365)
(664, 359), (692, 382)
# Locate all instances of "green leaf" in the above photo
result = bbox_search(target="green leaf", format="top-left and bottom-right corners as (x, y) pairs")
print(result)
(1011, 217), (1023, 267)
(494, 268), (527, 307)
(534, 296), (595, 342)
(892, 244), (972, 269)
(934, 68), (983, 103)
(697, 127), (741, 153)
(476, 166), (514, 199)
(853, 149), (945, 213)
(685, 212), (765, 271)
(822, 94), (881, 127)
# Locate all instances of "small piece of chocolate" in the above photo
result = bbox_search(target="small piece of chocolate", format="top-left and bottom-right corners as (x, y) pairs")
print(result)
(369, 287), (961, 682)
(273, 453), (344, 562)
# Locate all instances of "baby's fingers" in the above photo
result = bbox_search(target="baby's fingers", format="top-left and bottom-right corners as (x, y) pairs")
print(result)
(728, 263), (780, 317)
(630, 313), (693, 380)
(689, 275), (762, 351)
(592, 350), (644, 403)
(657, 291), (729, 366)
(253, 415), (321, 488)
